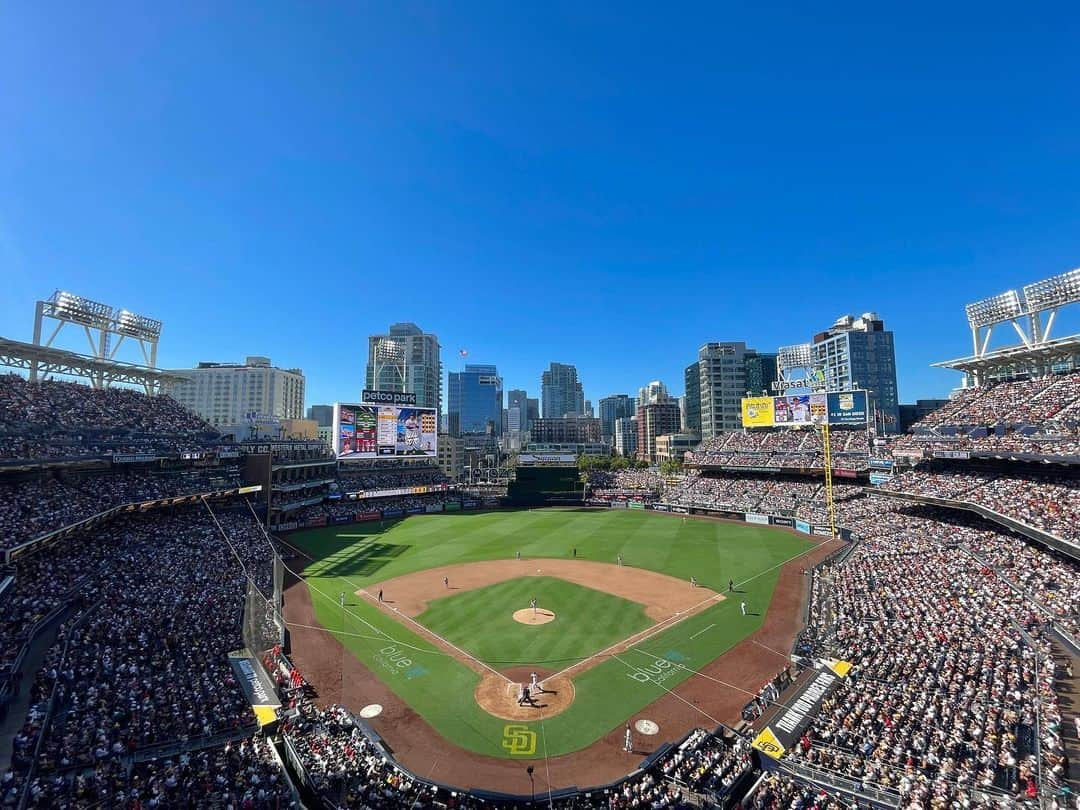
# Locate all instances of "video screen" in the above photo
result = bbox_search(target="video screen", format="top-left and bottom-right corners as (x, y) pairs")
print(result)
(334, 403), (437, 458)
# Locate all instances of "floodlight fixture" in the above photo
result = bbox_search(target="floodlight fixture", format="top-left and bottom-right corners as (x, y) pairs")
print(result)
(777, 343), (812, 370)
(47, 290), (114, 329)
(1023, 268), (1080, 312)
(113, 309), (163, 340)
(965, 290), (1023, 329)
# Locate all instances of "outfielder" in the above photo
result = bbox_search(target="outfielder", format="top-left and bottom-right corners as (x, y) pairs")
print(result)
(740, 600), (747, 616)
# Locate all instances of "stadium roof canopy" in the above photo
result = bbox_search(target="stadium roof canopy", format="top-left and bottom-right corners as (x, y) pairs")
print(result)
(0, 336), (190, 394)
(932, 333), (1080, 378)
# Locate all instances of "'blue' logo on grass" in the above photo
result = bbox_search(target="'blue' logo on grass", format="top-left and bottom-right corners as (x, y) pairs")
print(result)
(664, 650), (686, 663)
(405, 665), (428, 680)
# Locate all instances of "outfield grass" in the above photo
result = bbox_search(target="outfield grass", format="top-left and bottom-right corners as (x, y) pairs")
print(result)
(416, 576), (653, 668)
(291, 508), (813, 758)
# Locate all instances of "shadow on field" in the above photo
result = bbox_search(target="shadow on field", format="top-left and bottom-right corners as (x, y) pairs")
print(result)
(314, 541), (409, 579)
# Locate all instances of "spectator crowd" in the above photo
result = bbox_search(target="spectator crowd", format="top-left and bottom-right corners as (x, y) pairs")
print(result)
(0, 468), (240, 551)
(685, 429), (870, 471)
(0, 374), (223, 461)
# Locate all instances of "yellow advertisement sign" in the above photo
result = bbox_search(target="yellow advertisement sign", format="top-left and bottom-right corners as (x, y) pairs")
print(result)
(752, 726), (786, 760)
(741, 397), (775, 427)
(822, 658), (853, 678)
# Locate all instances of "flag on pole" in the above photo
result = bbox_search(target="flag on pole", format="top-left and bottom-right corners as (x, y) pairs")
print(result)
(459, 349), (468, 358)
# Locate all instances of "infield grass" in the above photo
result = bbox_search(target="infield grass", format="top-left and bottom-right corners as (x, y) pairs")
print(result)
(417, 576), (652, 668)
(290, 508), (814, 759)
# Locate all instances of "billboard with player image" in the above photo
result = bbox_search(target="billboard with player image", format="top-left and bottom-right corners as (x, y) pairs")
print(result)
(333, 403), (437, 458)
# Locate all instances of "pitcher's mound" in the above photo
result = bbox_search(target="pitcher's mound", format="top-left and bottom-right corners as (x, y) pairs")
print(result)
(513, 608), (555, 625)
(475, 671), (575, 720)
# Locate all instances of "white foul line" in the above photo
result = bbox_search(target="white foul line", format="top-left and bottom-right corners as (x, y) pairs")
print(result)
(689, 623), (716, 640)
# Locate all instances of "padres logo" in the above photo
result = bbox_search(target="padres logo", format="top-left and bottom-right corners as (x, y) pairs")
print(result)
(501, 724), (537, 756)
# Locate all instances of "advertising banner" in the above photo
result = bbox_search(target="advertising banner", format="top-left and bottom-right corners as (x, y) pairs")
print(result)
(795, 520), (811, 534)
(868, 458), (894, 470)
(629, 501), (646, 510)
(444, 501), (461, 512)
(813, 525), (833, 536)
(745, 513), (769, 525)
(361, 389), (417, 406)
(652, 504), (670, 512)
(382, 508), (404, 518)
(425, 503), (444, 513)
(826, 390), (868, 425)
(113, 453), (159, 464)
(610, 500), (628, 509)
(833, 468), (858, 478)
(330, 515), (352, 525)
(770, 516), (795, 527)
(740, 397), (775, 428)
(671, 506), (689, 514)
(357, 511), (381, 522)
(483, 498), (500, 508)
(334, 402), (438, 459)
(764, 666), (845, 751)
(463, 500), (480, 510)
(406, 506), (424, 514)
(933, 449), (971, 460)
(869, 472), (893, 486)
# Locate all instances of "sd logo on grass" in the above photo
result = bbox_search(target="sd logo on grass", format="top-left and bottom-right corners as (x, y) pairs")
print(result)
(501, 724), (537, 756)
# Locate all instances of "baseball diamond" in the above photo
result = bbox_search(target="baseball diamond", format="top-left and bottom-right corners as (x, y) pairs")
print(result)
(282, 507), (837, 793)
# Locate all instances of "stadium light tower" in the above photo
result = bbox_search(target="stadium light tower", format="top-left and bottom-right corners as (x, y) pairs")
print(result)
(775, 343), (820, 393)
(371, 336), (406, 392)
(1022, 267), (1080, 343)
(31, 290), (164, 388)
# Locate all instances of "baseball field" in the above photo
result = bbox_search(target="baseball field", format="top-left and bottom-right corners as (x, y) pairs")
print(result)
(283, 508), (819, 765)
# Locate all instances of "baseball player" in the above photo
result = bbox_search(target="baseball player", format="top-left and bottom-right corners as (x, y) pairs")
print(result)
(530, 597), (537, 616)
(443, 576), (449, 588)
(728, 578), (734, 592)
(740, 600), (747, 616)
(617, 554), (623, 567)
(689, 576), (697, 588)
(516, 550), (521, 560)
(378, 589), (384, 603)
(624, 724), (633, 752)
(530, 672), (540, 692)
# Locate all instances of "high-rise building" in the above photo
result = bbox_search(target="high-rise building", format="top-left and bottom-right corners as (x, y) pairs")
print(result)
(365, 322), (441, 411)
(507, 389), (530, 432)
(811, 313), (900, 430)
(744, 353), (779, 397)
(526, 398), (540, 425)
(448, 364), (503, 439)
(529, 417), (603, 444)
(636, 381), (681, 463)
(585, 399), (594, 418)
(683, 362), (700, 437)
(167, 356), (305, 429)
(306, 404), (334, 427)
(541, 362), (585, 418)
(598, 394), (636, 445)
(696, 342), (754, 439)
(614, 416), (638, 457)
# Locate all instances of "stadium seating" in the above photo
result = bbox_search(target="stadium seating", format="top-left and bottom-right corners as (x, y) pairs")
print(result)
(0, 468), (240, 551)
(880, 467), (1080, 544)
(685, 429), (870, 471)
(0, 374), (223, 460)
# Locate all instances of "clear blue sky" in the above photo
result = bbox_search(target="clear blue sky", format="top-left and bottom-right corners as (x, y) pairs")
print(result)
(3, 2), (1079, 410)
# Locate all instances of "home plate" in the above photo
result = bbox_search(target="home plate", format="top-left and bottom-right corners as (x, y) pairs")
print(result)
(635, 719), (660, 735)
(359, 704), (383, 718)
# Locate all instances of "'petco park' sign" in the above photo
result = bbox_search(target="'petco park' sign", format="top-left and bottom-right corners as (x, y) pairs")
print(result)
(362, 389), (417, 405)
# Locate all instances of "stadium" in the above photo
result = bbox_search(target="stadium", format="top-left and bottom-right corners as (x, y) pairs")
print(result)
(0, 269), (1078, 810)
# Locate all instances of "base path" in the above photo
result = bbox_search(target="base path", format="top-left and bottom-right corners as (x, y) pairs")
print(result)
(282, 523), (843, 795)
(363, 558), (722, 622)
